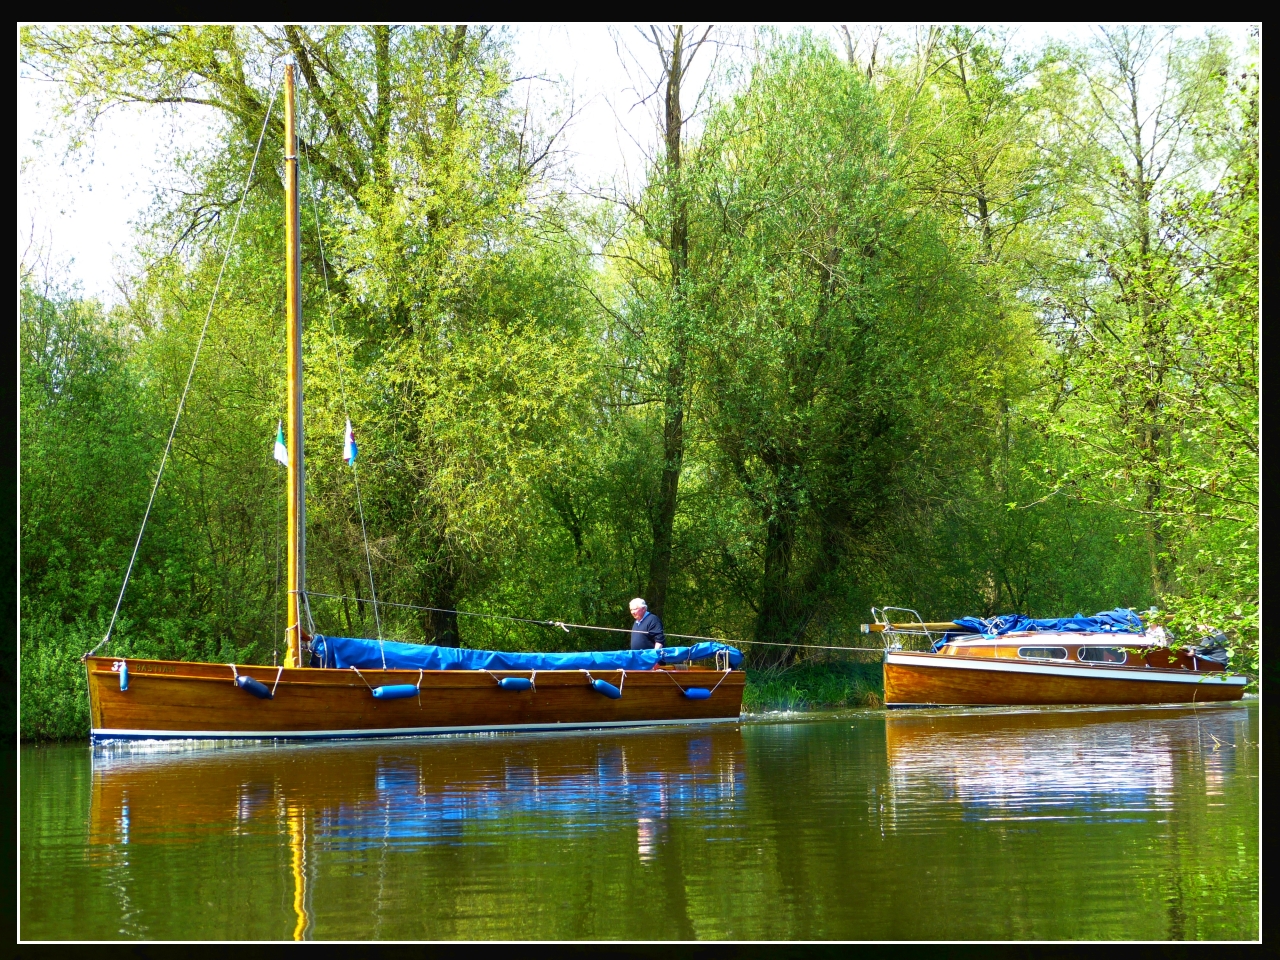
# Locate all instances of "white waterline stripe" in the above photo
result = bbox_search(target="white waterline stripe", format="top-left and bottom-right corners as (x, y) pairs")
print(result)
(885, 652), (1247, 685)
(90, 716), (741, 742)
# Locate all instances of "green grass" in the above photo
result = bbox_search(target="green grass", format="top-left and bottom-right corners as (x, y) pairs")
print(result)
(742, 659), (884, 713)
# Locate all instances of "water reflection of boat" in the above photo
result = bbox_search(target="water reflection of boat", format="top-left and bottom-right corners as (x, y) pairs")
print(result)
(89, 728), (745, 935)
(866, 608), (1247, 707)
(90, 728), (744, 846)
(883, 705), (1247, 825)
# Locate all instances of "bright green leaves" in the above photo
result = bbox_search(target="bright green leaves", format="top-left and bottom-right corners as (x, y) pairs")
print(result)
(1029, 28), (1259, 667)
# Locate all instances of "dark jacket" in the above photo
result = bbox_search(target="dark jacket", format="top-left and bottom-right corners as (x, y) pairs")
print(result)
(630, 611), (665, 650)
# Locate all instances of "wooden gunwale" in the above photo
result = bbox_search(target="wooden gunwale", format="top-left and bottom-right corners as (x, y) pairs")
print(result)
(86, 657), (728, 683)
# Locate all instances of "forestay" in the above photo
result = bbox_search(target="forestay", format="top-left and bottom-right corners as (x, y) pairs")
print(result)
(311, 635), (744, 672)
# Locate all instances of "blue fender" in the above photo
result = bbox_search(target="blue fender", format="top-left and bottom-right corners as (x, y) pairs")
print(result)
(683, 687), (712, 700)
(236, 675), (273, 699)
(119, 663), (129, 692)
(372, 684), (419, 700)
(499, 677), (533, 691)
(591, 679), (622, 699)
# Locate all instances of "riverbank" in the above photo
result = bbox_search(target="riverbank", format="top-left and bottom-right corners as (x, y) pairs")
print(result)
(742, 660), (883, 713)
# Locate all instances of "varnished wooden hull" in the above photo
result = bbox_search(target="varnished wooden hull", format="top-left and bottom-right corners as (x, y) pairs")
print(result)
(883, 651), (1247, 707)
(86, 656), (745, 742)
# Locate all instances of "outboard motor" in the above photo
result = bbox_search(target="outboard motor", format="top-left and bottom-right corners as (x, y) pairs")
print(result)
(1191, 630), (1231, 665)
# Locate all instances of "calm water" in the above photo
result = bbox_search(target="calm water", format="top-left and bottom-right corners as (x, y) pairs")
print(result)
(20, 702), (1258, 941)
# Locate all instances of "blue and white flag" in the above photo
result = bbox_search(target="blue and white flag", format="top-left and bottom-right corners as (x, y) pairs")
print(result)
(273, 421), (289, 467)
(343, 419), (357, 465)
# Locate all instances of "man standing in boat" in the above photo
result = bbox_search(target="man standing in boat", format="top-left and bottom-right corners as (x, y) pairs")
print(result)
(629, 598), (665, 651)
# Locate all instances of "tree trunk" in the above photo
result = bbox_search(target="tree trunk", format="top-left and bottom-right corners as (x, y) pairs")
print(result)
(419, 578), (460, 647)
(645, 25), (689, 620)
(754, 467), (800, 668)
(335, 560), (354, 633)
(371, 26), (393, 205)
(1124, 56), (1168, 599)
(429, 606), (460, 647)
(419, 562), (460, 647)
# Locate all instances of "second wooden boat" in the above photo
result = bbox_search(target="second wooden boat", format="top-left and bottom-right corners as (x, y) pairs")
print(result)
(866, 608), (1248, 708)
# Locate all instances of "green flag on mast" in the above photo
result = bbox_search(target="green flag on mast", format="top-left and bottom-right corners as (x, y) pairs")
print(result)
(273, 421), (289, 467)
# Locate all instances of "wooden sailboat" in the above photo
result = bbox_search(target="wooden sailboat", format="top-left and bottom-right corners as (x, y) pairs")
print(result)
(84, 59), (744, 743)
(865, 609), (1248, 708)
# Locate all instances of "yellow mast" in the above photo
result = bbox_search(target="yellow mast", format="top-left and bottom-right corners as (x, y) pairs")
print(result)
(283, 57), (306, 668)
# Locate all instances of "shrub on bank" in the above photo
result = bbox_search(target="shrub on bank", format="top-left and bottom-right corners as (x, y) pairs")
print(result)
(743, 660), (883, 713)
(20, 615), (93, 741)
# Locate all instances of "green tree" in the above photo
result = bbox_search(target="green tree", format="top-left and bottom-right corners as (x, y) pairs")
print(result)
(683, 36), (1017, 662)
(23, 25), (595, 652)
(596, 26), (719, 620)
(1036, 27), (1258, 663)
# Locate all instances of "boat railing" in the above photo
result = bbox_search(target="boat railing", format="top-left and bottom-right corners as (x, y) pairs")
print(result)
(869, 607), (939, 653)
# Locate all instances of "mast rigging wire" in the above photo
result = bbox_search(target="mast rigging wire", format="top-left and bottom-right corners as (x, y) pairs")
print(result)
(86, 69), (282, 659)
(299, 126), (384, 666)
(302, 591), (889, 654)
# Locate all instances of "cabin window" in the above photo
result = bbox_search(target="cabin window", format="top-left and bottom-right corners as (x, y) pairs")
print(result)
(1077, 646), (1128, 664)
(1017, 647), (1068, 661)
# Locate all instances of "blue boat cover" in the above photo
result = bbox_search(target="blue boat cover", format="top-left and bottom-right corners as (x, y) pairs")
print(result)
(950, 608), (1144, 637)
(311, 634), (744, 671)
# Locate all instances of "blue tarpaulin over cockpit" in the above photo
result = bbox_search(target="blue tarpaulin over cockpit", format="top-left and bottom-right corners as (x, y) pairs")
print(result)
(310, 634), (744, 672)
(950, 608), (1145, 637)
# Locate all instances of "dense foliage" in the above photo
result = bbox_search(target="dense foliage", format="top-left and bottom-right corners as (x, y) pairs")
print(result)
(19, 25), (1258, 737)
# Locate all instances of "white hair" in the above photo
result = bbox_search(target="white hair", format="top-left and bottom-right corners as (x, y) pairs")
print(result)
(629, 597), (647, 611)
